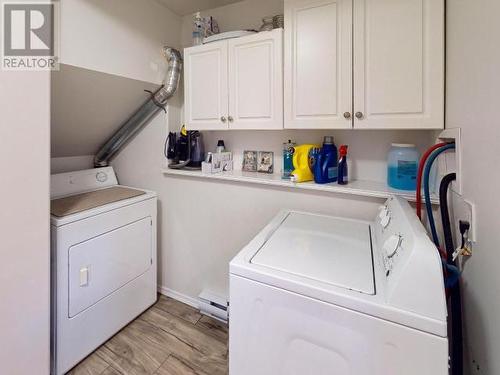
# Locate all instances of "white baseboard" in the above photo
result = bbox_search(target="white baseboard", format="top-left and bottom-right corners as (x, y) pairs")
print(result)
(157, 285), (199, 310)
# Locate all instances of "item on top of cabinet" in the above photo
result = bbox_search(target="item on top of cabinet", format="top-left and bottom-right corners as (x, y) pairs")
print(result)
(338, 145), (349, 185)
(203, 30), (257, 44)
(312, 136), (338, 184)
(242, 150), (258, 172)
(272, 14), (284, 29)
(202, 16), (219, 38)
(202, 151), (233, 174)
(259, 16), (274, 32)
(216, 139), (225, 153)
(387, 143), (419, 191)
(192, 12), (203, 46)
(167, 126), (205, 170)
(282, 140), (296, 179)
(257, 151), (274, 174)
(291, 144), (318, 183)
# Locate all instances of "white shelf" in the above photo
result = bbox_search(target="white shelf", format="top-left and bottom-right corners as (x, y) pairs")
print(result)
(162, 168), (439, 204)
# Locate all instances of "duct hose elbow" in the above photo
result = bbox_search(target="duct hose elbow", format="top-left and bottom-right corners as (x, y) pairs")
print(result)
(93, 46), (183, 168)
(155, 47), (183, 104)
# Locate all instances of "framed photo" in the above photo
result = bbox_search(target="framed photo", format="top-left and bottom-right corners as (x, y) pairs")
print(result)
(242, 150), (258, 172)
(257, 151), (274, 174)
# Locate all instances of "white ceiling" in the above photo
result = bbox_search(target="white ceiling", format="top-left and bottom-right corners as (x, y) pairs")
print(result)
(156, 0), (243, 16)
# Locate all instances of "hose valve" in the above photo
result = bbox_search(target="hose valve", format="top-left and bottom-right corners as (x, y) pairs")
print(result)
(452, 220), (472, 261)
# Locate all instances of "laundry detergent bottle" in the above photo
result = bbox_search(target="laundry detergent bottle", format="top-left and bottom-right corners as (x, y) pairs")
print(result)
(291, 144), (318, 182)
(387, 143), (419, 190)
(313, 136), (338, 184)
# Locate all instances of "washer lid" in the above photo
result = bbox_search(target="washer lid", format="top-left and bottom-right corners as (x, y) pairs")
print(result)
(251, 212), (375, 295)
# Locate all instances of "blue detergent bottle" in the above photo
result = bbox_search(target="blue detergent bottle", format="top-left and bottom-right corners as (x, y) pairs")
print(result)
(313, 136), (338, 184)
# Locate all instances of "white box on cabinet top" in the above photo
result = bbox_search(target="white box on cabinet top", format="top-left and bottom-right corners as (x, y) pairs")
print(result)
(284, 0), (444, 129)
(184, 29), (283, 130)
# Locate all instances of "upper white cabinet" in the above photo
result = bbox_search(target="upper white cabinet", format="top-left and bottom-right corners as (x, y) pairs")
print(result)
(229, 31), (283, 130)
(184, 42), (229, 130)
(284, 0), (444, 129)
(285, 0), (353, 129)
(353, 0), (444, 129)
(184, 29), (283, 130)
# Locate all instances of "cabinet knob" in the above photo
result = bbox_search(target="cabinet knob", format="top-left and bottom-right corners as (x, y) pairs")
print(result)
(343, 112), (351, 119)
(355, 111), (364, 119)
(228, 116), (234, 122)
(221, 116), (227, 122)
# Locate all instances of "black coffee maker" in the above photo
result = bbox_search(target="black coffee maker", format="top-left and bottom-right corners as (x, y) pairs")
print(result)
(166, 126), (204, 169)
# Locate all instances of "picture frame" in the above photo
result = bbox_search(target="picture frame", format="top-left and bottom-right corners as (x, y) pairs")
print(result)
(257, 151), (274, 174)
(242, 150), (258, 172)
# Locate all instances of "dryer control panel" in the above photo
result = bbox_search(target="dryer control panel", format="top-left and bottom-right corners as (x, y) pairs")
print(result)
(372, 196), (446, 323)
(51, 167), (119, 199)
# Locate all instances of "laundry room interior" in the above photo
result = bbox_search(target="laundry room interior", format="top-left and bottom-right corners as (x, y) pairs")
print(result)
(1, 0), (499, 374)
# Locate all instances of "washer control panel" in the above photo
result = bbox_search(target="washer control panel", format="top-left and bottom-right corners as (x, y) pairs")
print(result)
(374, 197), (413, 280)
(372, 196), (447, 323)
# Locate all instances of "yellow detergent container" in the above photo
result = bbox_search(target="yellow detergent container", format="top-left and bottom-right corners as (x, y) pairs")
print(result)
(291, 144), (318, 182)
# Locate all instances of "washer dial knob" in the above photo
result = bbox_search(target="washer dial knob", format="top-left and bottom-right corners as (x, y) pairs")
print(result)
(383, 234), (403, 258)
(380, 212), (391, 229)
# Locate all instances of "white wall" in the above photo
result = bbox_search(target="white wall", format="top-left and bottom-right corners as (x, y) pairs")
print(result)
(60, 0), (182, 84)
(51, 155), (94, 174)
(51, 64), (159, 158)
(447, 1), (500, 374)
(202, 129), (435, 183)
(0, 71), (51, 373)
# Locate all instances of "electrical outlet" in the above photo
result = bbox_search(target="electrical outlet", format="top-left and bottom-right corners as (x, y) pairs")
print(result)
(436, 128), (462, 195)
(471, 359), (483, 373)
(451, 190), (477, 243)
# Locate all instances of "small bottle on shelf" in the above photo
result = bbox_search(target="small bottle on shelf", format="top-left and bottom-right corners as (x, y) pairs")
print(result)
(282, 140), (296, 179)
(338, 145), (349, 185)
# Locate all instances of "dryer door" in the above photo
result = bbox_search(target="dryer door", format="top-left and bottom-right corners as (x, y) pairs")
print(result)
(68, 217), (152, 317)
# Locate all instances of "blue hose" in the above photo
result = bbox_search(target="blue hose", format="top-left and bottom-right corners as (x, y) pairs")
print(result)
(423, 143), (456, 246)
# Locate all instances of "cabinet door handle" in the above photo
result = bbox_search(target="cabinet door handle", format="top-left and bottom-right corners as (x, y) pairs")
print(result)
(221, 116), (227, 122)
(228, 116), (234, 122)
(343, 112), (351, 119)
(355, 111), (364, 119)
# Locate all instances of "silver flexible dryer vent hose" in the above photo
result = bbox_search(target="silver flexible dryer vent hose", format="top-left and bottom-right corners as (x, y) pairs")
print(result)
(94, 47), (182, 167)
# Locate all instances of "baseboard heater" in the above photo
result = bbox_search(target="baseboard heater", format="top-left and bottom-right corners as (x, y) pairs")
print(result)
(198, 290), (229, 323)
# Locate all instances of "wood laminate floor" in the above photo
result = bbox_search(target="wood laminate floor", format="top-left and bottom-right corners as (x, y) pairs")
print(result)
(67, 295), (228, 375)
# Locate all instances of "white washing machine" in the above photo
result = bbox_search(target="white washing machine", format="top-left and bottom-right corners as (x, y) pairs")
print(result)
(50, 167), (157, 375)
(229, 196), (448, 375)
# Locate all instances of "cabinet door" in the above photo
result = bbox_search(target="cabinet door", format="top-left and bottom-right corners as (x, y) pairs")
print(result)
(353, 0), (444, 129)
(184, 41), (229, 130)
(284, 0), (353, 129)
(228, 29), (283, 130)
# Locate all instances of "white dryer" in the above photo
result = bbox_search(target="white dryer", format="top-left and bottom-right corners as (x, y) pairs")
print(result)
(229, 196), (448, 375)
(50, 167), (157, 375)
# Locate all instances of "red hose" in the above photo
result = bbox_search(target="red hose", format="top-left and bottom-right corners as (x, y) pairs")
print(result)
(416, 142), (448, 220)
